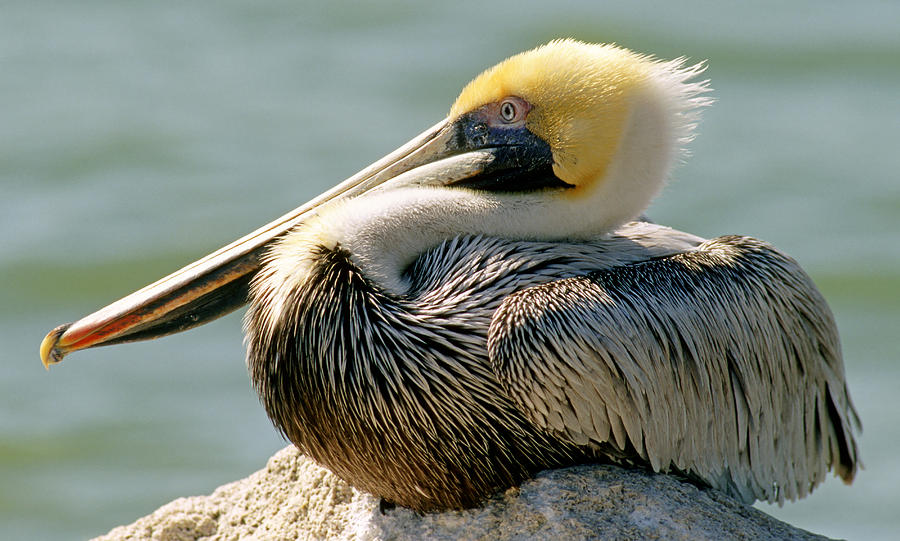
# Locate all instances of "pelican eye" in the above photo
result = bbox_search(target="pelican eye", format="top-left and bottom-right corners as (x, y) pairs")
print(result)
(499, 100), (517, 123)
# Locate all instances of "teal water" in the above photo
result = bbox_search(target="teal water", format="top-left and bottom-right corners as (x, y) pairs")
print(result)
(3, 2), (898, 539)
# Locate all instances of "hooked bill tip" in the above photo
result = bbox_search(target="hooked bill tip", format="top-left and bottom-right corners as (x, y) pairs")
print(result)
(40, 323), (72, 370)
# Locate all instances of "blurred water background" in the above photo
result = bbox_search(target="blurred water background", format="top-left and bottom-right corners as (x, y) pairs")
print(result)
(2, 1), (898, 539)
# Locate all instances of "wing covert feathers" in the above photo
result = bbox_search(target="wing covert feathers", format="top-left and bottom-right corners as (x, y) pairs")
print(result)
(488, 235), (859, 504)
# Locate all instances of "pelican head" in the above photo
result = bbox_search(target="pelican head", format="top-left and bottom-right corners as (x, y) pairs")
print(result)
(448, 39), (708, 230)
(41, 38), (710, 371)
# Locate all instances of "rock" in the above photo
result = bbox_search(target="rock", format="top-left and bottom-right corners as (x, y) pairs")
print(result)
(95, 446), (830, 541)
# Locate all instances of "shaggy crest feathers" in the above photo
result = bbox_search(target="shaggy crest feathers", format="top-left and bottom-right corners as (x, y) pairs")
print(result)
(449, 39), (712, 190)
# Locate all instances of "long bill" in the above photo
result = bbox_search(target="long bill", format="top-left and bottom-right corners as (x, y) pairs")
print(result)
(40, 117), (500, 368)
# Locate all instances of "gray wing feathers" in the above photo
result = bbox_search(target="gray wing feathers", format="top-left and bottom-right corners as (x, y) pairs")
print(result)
(488, 235), (859, 504)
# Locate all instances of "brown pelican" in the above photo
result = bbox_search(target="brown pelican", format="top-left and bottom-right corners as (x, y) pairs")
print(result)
(41, 39), (859, 512)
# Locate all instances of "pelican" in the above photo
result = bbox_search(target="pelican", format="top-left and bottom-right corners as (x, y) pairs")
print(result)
(41, 40), (859, 512)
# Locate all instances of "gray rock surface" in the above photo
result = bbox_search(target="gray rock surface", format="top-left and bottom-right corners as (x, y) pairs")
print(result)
(95, 446), (830, 541)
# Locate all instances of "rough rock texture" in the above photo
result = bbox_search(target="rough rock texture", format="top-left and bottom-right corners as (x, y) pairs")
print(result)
(96, 446), (830, 541)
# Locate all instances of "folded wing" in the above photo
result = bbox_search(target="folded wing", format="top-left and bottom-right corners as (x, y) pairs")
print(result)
(488, 235), (859, 503)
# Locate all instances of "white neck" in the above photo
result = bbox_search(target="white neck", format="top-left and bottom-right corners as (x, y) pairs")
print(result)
(299, 187), (563, 295)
